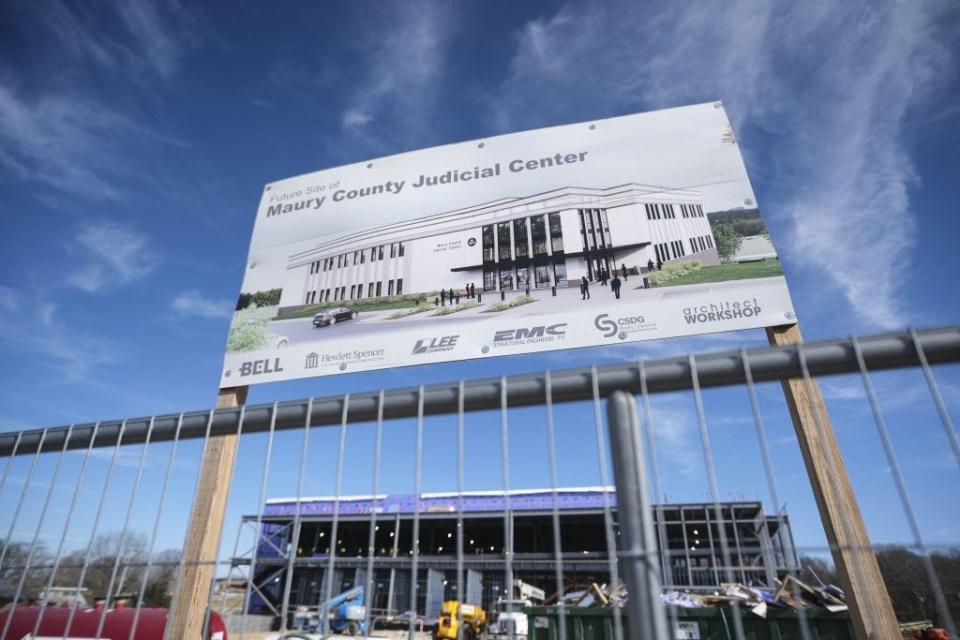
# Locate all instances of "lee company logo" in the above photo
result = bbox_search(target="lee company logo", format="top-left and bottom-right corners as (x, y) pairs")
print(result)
(594, 313), (655, 340)
(412, 335), (459, 355)
(683, 298), (761, 324)
(485, 323), (566, 351)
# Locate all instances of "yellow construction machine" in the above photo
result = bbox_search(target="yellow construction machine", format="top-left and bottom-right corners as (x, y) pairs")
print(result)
(435, 600), (487, 640)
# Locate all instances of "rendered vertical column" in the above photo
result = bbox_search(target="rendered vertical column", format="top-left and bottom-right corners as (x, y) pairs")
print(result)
(167, 385), (248, 640)
(766, 324), (899, 640)
(606, 391), (667, 640)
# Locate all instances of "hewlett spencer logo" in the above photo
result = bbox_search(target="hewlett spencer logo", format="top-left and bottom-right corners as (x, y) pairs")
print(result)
(683, 298), (762, 324)
(413, 335), (459, 355)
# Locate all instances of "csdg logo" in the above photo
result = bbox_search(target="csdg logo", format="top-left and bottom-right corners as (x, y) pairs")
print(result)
(489, 323), (566, 349)
(412, 335), (459, 355)
(594, 313), (655, 340)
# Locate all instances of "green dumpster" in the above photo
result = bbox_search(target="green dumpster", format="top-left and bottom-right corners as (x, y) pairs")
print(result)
(525, 606), (855, 640)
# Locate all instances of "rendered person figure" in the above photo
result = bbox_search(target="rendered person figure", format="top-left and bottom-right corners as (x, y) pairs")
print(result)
(440, 289), (446, 306)
(647, 259), (655, 273)
(581, 276), (590, 300)
(621, 263), (628, 281)
(611, 275), (622, 299)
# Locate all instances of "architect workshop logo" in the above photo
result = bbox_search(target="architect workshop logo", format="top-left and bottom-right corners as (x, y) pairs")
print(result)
(594, 313), (656, 340)
(412, 335), (459, 355)
(682, 298), (762, 325)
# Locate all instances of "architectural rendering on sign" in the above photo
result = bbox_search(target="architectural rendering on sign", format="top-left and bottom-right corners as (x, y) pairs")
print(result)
(220, 102), (795, 387)
(285, 184), (717, 309)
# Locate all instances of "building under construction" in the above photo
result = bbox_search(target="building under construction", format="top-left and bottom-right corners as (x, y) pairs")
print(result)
(237, 487), (796, 620)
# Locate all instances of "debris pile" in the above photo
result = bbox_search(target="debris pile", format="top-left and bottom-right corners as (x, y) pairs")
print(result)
(660, 575), (848, 618)
(556, 582), (627, 608)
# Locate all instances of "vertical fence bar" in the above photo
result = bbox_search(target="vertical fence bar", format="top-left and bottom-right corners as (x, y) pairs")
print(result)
(64, 420), (127, 639)
(31, 423), (100, 637)
(455, 381), (465, 640)
(910, 328), (960, 470)
(95, 416), (157, 639)
(200, 405), (248, 639)
(363, 391), (385, 637)
(637, 361), (679, 636)
(852, 337), (957, 637)
(795, 344), (900, 640)
(740, 351), (813, 640)
(689, 355), (746, 640)
(164, 409), (215, 640)
(1, 426), (73, 640)
(543, 371), (568, 640)
(319, 394), (348, 635)
(408, 386), (425, 640)
(590, 367), (623, 640)
(606, 391), (667, 639)
(284, 397), (317, 633)
(0, 431), (23, 501)
(774, 325), (900, 640)
(239, 402), (278, 640)
(498, 375), (515, 640)
(0, 428), (48, 570)
(130, 414), (184, 640)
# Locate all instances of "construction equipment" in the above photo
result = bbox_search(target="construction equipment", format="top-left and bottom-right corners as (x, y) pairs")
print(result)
(284, 585), (367, 637)
(488, 580), (546, 640)
(320, 585), (367, 636)
(435, 600), (487, 640)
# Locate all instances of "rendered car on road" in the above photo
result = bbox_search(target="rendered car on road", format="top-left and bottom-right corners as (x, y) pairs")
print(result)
(313, 306), (358, 327)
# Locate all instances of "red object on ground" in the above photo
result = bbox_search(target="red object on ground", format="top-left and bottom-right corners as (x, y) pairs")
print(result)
(0, 606), (227, 639)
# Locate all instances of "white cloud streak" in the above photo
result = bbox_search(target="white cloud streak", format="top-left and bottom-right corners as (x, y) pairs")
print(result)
(171, 289), (233, 320)
(339, 4), (456, 149)
(66, 222), (159, 293)
(36, 0), (202, 80)
(493, 1), (956, 330)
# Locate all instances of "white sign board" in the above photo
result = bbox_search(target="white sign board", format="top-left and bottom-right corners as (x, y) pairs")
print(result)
(220, 102), (795, 386)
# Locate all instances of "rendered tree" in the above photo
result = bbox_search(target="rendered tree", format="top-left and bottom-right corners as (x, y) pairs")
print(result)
(712, 222), (743, 261)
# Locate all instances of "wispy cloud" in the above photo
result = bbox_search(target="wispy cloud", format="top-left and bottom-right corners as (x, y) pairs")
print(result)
(0, 84), (138, 199)
(0, 290), (122, 380)
(171, 289), (233, 320)
(338, 4), (457, 150)
(36, 0), (203, 80)
(493, 1), (955, 330)
(66, 222), (159, 293)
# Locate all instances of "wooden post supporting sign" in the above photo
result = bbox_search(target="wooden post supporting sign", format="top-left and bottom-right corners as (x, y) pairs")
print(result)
(167, 385), (247, 640)
(767, 324), (899, 640)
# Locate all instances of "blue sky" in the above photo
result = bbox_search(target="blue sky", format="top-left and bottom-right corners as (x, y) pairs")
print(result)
(1, 1), (959, 567)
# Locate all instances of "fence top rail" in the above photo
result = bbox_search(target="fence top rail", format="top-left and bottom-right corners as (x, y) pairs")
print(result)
(2, 325), (958, 457)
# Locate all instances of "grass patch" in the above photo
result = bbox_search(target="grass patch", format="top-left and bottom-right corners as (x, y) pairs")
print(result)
(648, 260), (703, 285)
(433, 301), (479, 316)
(387, 306), (433, 320)
(227, 305), (283, 352)
(277, 294), (433, 319)
(486, 294), (535, 312)
(650, 259), (783, 287)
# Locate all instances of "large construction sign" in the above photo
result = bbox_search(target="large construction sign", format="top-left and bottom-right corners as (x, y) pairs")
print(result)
(220, 102), (795, 386)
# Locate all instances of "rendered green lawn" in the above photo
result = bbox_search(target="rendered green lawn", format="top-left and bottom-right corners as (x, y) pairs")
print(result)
(652, 259), (783, 286)
(276, 295), (433, 319)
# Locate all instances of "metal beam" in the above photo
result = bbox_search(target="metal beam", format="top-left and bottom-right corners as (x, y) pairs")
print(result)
(3, 325), (959, 457)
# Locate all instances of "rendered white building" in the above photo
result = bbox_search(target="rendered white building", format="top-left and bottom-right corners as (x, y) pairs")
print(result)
(282, 184), (718, 309)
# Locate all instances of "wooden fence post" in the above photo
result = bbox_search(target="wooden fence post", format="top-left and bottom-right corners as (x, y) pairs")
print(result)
(767, 324), (899, 640)
(167, 385), (247, 639)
